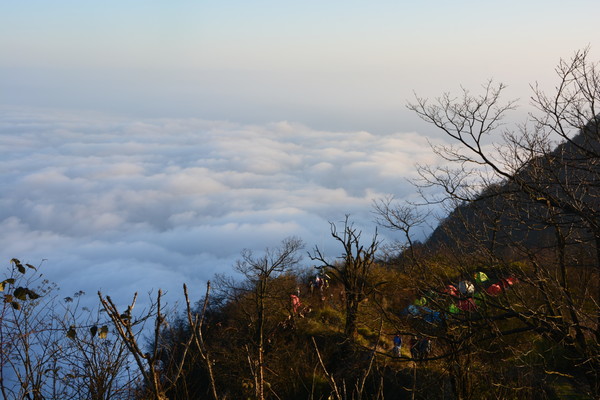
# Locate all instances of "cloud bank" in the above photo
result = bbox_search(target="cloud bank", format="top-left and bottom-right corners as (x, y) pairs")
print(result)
(0, 106), (440, 305)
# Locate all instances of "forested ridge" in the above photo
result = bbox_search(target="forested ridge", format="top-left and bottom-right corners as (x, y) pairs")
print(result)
(2, 49), (600, 399)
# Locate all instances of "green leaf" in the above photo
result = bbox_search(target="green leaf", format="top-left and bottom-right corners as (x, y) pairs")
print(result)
(13, 287), (27, 301)
(26, 264), (36, 270)
(98, 325), (108, 339)
(67, 326), (77, 340)
(0, 279), (14, 293)
(11, 259), (25, 274)
(26, 290), (40, 300)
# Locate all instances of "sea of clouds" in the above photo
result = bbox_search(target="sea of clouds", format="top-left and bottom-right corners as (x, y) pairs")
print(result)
(0, 106), (443, 308)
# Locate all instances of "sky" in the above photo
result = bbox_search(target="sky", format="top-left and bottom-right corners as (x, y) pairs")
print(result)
(1, 1), (598, 308)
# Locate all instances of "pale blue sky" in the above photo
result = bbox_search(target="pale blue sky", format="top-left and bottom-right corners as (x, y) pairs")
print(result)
(2, 1), (598, 132)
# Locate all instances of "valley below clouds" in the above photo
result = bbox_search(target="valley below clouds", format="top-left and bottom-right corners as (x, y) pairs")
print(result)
(0, 106), (439, 303)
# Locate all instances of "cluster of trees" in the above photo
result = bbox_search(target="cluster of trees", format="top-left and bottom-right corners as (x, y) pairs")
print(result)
(2, 48), (600, 399)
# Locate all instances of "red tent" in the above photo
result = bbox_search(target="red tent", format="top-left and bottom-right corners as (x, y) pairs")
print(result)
(485, 283), (503, 296)
(458, 298), (477, 311)
(444, 284), (459, 297)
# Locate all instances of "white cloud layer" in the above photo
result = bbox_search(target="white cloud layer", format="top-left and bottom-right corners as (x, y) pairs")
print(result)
(0, 106), (440, 306)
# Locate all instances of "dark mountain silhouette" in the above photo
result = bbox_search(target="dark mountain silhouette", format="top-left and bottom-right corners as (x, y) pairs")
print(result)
(423, 116), (600, 259)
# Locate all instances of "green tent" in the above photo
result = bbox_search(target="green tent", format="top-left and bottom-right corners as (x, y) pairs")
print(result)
(414, 297), (428, 306)
(474, 271), (489, 285)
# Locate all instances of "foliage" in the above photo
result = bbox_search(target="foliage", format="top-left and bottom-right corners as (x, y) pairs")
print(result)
(0, 259), (134, 400)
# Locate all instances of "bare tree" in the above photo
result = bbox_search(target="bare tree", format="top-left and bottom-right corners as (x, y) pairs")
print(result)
(0, 259), (135, 400)
(98, 284), (214, 400)
(310, 216), (381, 341)
(58, 291), (133, 400)
(0, 259), (56, 400)
(232, 236), (304, 400)
(391, 48), (600, 397)
(183, 282), (220, 400)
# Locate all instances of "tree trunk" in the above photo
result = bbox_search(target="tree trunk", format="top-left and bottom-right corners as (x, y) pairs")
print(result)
(344, 294), (359, 339)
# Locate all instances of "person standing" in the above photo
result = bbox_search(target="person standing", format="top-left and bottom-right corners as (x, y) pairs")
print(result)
(392, 333), (402, 357)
